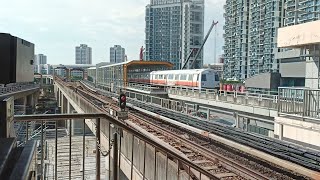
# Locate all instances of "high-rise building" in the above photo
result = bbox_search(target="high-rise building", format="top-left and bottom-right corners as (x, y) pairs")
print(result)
(34, 54), (47, 65)
(223, 0), (285, 80)
(75, 44), (92, 64)
(34, 64), (52, 75)
(276, 0), (320, 88)
(110, 45), (125, 63)
(284, 0), (320, 26)
(145, 0), (204, 69)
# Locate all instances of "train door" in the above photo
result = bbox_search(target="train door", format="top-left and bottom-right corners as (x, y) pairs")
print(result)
(200, 73), (210, 88)
(174, 74), (180, 86)
(188, 74), (193, 87)
(201, 72), (217, 89)
(167, 74), (175, 86)
(214, 73), (220, 89)
(150, 72), (155, 84)
(192, 74), (199, 88)
(164, 74), (167, 85)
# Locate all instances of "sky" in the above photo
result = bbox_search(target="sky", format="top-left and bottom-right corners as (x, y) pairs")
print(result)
(0, 0), (225, 65)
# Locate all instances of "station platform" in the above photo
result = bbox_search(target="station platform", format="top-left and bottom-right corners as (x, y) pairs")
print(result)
(125, 83), (167, 95)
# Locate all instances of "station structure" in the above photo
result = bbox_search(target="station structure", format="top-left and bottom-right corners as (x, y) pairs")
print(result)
(88, 60), (173, 93)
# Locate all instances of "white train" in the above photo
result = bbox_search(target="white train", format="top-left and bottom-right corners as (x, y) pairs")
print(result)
(129, 69), (220, 89)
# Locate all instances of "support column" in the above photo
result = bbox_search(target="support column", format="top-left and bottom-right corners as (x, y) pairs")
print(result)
(26, 94), (35, 114)
(279, 124), (283, 140)
(0, 96), (14, 138)
(207, 108), (210, 120)
(186, 104), (189, 114)
(234, 113), (240, 128)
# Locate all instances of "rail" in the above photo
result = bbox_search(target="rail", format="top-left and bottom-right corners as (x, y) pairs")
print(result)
(14, 113), (217, 180)
(278, 87), (320, 120)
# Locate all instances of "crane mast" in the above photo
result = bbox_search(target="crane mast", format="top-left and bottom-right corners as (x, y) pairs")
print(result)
(181, 20), (218, 69)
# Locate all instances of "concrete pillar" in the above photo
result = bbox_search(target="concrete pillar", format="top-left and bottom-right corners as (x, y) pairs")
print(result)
(62, 96), (68, 114)
(0, 96), (14, 138)
(244, 118), (250, 132)
(234, 113), (240, 128)
(26, 94), (35, 114)
(15, 97), (27, 114)
(279, 124), (283, 140)
(207, 108), (210, 120)
(59, 91), (63, 107)
(186, 105), (189, 114)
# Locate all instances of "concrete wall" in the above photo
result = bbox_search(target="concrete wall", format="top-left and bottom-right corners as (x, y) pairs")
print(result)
(278, 20), (320, 48)
(274, 117), (320, 150)
(279, 59), (305, 78)
(305, 57), (319, 88)
(15, 37), (34, 83)
(245, 72), (280, 89)
(0, 33), (34, 84)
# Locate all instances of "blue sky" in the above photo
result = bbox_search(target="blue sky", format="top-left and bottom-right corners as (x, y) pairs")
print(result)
(0, 0), (225, 65)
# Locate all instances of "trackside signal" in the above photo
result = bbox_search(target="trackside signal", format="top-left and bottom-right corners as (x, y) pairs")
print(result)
(119, 93), (126, 111)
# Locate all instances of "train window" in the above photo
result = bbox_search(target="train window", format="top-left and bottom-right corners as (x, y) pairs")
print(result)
(188, 75), (193, 81)
(196, 74), (199, 81)
(180, 74), (187, 80)
(175, 74), (179, 80)
(159, 75), (163, 79)
(201, 74), (207, 81)
(215, 74), (219, 81)
(169, 74), (174, 79)
(155, 75), (159, 79)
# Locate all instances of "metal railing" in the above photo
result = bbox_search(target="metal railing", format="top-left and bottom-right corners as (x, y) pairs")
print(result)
(168, 87), (279, 110)
(278, 87), (320, 120)
(0, 83), (39, 96)
(126, 83), (167, 93)
(14, 113), (217, 180)
(85, 80), (279, 110)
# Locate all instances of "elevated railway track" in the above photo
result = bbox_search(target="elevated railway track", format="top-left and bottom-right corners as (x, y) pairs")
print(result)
(54, 78), (320, 179)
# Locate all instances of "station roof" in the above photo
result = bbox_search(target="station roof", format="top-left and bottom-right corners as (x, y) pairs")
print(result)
(51, 64), (95, 69)
(98, 60), (173, 69)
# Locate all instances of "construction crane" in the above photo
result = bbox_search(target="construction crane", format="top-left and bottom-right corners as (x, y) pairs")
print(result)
(181, 20), (218, 69)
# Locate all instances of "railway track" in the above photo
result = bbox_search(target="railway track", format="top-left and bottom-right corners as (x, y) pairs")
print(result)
(128, 99), (320, 171)
(80, 80), (320, 173)
(129, 112), (269, 180)
(62, 80), (313, 179)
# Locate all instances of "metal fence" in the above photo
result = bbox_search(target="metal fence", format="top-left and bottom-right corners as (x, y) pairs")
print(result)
(278, 87), (320, 120)
(0, 83), (39, 96)
(14, 113), (216, 180)
(168, 87), (279, 110)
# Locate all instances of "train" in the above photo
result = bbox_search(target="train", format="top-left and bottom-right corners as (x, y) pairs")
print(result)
(128, 69), (220, 89)
(87, 61), (220, 90)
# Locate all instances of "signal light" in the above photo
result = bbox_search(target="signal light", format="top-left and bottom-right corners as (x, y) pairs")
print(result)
(119, 93), (126, 110)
